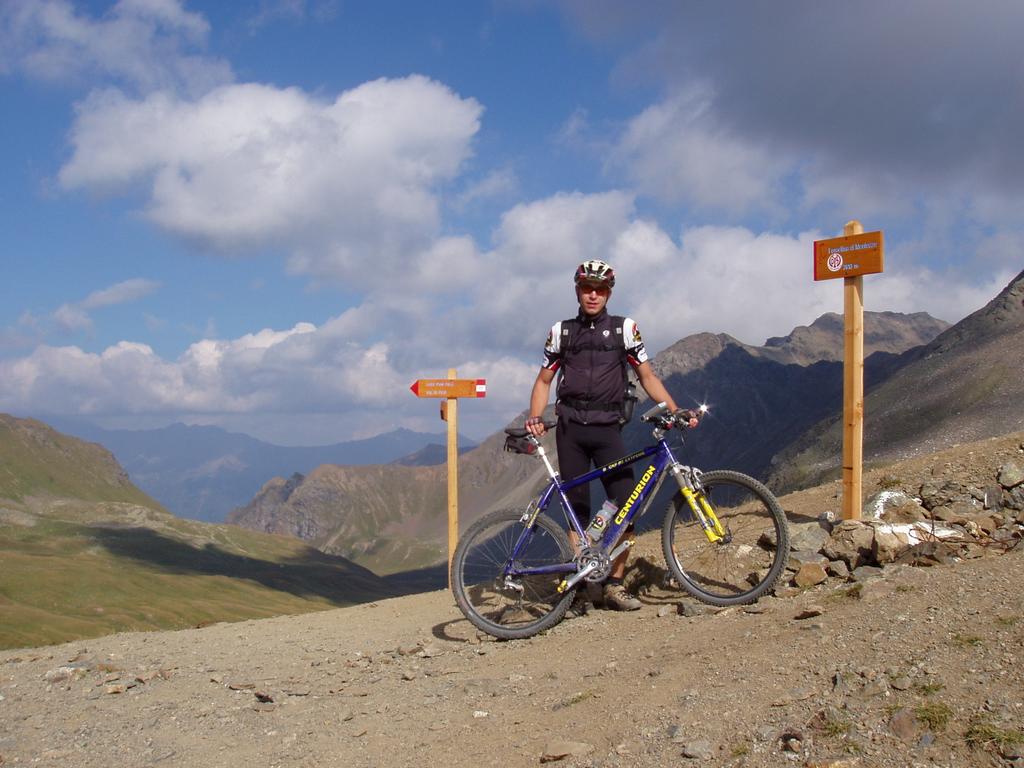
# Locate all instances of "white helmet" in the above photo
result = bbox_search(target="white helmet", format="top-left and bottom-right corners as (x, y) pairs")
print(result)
(574, 259), (616, 287)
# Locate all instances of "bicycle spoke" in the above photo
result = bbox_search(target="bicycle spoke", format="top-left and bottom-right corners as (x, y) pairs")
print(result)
(452, 509), (575, 639)
(662, 470), (788, 605)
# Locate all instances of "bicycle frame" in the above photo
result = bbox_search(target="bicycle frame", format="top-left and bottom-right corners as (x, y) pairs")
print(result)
(505, 434), (695, 588)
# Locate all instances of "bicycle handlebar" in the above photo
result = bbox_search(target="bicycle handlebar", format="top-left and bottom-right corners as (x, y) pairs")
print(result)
(505, 421), (557, 439)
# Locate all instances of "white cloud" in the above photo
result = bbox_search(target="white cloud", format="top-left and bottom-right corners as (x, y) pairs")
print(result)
(611, 87), (789, 214)
(0, 0), (232, 96)
(45, 278), (161, 336)
(60, 76), (483, 286)
(81, 278), (160, 309)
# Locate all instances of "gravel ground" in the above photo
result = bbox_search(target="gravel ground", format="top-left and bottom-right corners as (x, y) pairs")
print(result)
(2, 435), (1023, 768)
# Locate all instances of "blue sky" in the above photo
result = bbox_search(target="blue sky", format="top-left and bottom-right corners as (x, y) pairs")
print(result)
(1, 0), (1021, 444)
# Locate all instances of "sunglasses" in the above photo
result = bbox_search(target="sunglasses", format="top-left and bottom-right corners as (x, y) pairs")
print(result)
(577, 283), (610, 296)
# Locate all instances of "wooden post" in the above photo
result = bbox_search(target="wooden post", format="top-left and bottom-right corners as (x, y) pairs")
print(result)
(446, 368), (459, 587)
(842, 220), (864, 520)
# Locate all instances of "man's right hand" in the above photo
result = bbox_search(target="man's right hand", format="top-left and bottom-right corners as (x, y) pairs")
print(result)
(674, 409), (700, 429)
(525, 416), (546, 437)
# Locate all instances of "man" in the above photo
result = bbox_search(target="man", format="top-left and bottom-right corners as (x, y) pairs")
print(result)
(525, 259), (697, 611)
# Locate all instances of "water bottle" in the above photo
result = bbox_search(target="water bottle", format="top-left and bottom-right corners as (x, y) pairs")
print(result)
(586, 499), (618, 542)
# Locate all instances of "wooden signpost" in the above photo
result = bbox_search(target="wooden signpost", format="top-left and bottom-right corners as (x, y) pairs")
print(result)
(410, 370), (486, 585)
(813, 221), (884, 520)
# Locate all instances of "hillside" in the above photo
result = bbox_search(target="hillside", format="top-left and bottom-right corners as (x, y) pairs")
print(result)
(0, 415), (401, 649)
(2, 431), (1021, 767)
(0, 414), (159, 508)
(772, 267), (1024, 490)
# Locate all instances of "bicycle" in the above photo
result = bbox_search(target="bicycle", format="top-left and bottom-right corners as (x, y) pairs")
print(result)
(451, 402), (790, 639)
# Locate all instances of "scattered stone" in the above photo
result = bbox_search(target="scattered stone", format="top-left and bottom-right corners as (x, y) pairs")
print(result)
(872, 529), (907, 564)
(677, 601), (710, 618)
(656, 605), (674, 618)
(680, 740), (714, 759)
(823, 521), (875, 569)
(793, 562), (828, 587)
(540, 740), (593, 762)
(44, 666), (88, 684)
(998, 462), (1024, 489)
(793, 605), (824, 620)
(889, 708), (920, 743)
(893, 541), (959, 566)
(788, 523), (830, 554)
(889, 675), (913, 691)
(867, 490), (926, 522)
(254, 691), (274, 703)
(826, 559), (850, 579)
(851, 565), (884, 581)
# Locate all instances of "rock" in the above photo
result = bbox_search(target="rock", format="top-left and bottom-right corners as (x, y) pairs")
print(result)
(866, 490), (922, 521)
(826, 560), (850, 579)
(984, 485), (1005, 509)
(823, 521), (875, 569)
(893, 541), (959, 566)
(788, 522), (831, 553)
(788, 549), (829, 569)
(998, 461), (1024, 488)
(677, 601), (711, 617)
(888, 708), (920, 743)
(851, 565), (884, 581)
(872, 529), (908, 564)
(680, 740), (714, 759)
(794, 605), (824, 620)
(920, 479), (966, 510)
(656, 605), (674, 618)
(43, 666), (89, 684)
(540, 740), (593, 762)
(1005, 486), (1024, 511)
(793, 562), (828, 587)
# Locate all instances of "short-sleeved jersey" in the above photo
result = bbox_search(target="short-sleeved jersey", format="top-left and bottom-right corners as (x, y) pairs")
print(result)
(542, 315), (648, 370)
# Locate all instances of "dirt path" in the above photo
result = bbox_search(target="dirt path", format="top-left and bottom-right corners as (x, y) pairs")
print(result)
(2, 534), (1021, 768)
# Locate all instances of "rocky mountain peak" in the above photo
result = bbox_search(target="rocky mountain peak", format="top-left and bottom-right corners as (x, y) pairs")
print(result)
(927, 267), (1024, 355)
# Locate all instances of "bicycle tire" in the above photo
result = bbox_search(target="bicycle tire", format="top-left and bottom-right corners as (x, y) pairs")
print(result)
(451, 508), (576, 640)
(661, 470), (789, 606)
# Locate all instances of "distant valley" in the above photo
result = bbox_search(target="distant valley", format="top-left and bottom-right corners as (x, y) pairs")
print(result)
(41, 420), (476, 523)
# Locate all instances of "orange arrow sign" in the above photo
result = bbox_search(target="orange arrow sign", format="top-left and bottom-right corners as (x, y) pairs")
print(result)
(410, 378), (486, 398)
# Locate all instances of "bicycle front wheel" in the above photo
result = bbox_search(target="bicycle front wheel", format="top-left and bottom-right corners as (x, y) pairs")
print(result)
(662, 470), (789, 606)
(451, 508), (575, 640)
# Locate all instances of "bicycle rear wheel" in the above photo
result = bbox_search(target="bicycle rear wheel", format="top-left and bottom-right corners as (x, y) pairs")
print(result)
(662, 470), (789, 606)
(451, 508), (575, 640)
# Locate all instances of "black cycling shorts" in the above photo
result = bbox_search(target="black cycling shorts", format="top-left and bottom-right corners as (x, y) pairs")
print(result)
(555, 419), (635, 527)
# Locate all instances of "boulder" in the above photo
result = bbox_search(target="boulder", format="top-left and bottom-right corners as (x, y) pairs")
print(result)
(788, 522), (831, 553)
(872, 528), (909, 564)
(793, 562), (829, 588)
(822, 520), (875, 569)
(998, 462), (1024, 489)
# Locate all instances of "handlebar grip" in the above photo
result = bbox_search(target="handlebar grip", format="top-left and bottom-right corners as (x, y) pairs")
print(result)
(505, 420), (557, 438)
(640, 402), (669, 422)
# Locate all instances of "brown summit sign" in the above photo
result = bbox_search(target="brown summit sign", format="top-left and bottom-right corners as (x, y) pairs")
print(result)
(813, 230), (884, 281)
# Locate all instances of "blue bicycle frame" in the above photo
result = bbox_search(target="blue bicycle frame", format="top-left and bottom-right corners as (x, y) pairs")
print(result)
(506, 433), (684, 590)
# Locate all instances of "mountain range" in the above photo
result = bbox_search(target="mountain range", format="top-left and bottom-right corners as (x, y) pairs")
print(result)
(40, 419), (475, 523)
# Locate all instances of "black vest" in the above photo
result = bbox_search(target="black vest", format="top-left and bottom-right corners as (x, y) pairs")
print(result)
(555, 310), (628, 426)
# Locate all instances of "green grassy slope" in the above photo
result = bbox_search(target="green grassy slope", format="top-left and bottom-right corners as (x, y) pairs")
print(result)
(0, 414), (158, 506)
(0, 414), (399, 650)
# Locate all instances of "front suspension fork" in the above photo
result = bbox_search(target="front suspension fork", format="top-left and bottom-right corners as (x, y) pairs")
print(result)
(671, 465), (728, 543)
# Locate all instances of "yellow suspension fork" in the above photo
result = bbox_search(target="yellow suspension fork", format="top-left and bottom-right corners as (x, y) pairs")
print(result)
(680, 488), (726, 543)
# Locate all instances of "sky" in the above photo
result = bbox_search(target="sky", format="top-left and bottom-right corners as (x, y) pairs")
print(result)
(1, 0), (1021, 445)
